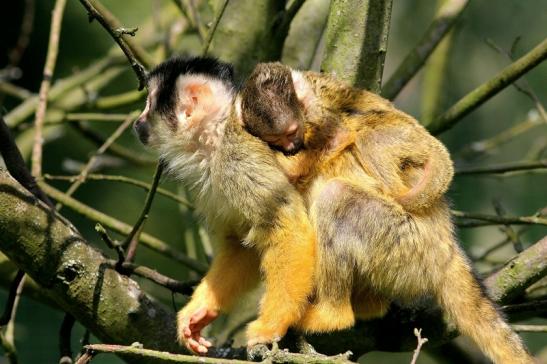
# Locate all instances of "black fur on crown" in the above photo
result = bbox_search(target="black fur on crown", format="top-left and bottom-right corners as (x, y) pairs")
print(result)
(148, 56), (235, 116)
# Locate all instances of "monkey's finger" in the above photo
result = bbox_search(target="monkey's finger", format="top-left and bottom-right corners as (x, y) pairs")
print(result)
(199, 337), (212, 348)
(187, 337), (208, 354)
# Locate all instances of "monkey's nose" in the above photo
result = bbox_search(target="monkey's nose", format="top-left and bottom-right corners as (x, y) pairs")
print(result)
(133, 118), (150, 145)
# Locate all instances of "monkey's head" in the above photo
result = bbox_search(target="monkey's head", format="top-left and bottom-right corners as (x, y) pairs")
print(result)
(134, 56), (235, 153)
(239, 62), (306, 155)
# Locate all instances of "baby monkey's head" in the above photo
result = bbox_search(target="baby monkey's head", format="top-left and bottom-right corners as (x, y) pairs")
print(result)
(240, 62), (305, 155)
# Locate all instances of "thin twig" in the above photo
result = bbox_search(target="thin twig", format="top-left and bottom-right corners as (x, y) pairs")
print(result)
(8, 0), (35, 67)
(69, 122), (156, 166)
(4, 55), (124, 128)
(419, 0), (461, 125)
(472, 226), (528, 262)
(485, 38), (547, 123)
(44, 174), (193, 208)
(452, 209), (547, 227)
(410, 328), (428, 364)
(38, 181), (208, 274)
(428, 37), (547, 135)
(456, 111), (544, 160)
(456, 159), (547, 175)
(172, 0), (206, 41)
(96, 223), (197, 294)
(382, 0), (469, 100)
(31, 0), (67, 177)
(94, 89), (145, 109)
(115, 261), (197, 295)
(122, 162), (164, 262)
(78, 0), (148, 89)
(0, 274), (25, 364)
(51, 112), (131, 124)
(74, 351), (95, 364)
(0, 271), (25, 326)
(0, 82), (33, 100)
(503, 299), (547, 318)
(87, 0), (154, 68)
(95, 223), (125, 265)
(57, 111), (139, 209)
(511, 324), (547, 333)
(59, 314), (76, 364)
(472, 237), (511, 262)
(0, 327), (18, 364)
(492, 200), (523, 253)
(275, 0), (307, 42)
(201, 0), (230, 55)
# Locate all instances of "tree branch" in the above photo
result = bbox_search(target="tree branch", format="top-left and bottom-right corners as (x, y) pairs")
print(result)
(381, 0), (469, 100)
(452, 209), (547, 227)
(78, 0), (150, 89)
(122, 162), (164, 263)
(5, 56), (125, 128)
(201, 0), (230, 56)
(1, 169), (546, 359)
(43, 174), (192, 208)
(321, 0), (393, 91)
(83, 344), (250, 364)
(456, 111), (544, 160)
(0, 169), (184, 363)
(485, 236), (547, 304)
(428, 37), (547, 135)
(58, 111), (139, 208)
(455, 159), (547, 176)
(31, 0), (67, 177)
(38, 181), (207, 274)
(69, 122), (156, 166)
(0, 270), (25, 326)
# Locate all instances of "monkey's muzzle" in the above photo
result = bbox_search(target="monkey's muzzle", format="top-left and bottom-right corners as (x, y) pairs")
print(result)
(133, 118), (150, 145)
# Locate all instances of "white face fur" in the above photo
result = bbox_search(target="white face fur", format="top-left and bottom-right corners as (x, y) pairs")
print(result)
(134, 74), (234, 151)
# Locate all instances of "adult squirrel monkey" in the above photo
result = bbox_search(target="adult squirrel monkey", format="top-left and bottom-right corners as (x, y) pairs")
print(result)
(236, 62), (534, 364)
(134, 57), (316, 355)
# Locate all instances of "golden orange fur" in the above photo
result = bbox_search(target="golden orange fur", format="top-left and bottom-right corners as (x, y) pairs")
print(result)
(239, 64), (534, 364)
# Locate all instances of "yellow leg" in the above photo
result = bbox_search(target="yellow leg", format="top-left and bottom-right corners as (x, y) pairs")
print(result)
(178, 241), (260, 353)
(246, 208), (317, 346)
(296, 300), (355, 333)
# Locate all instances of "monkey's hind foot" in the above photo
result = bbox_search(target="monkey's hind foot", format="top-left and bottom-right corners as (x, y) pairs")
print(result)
(246, 319), (284, 348)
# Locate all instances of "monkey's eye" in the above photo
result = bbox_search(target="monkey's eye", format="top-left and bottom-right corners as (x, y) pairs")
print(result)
(285, 123), (299, 137)
(262, 134), (283, 145)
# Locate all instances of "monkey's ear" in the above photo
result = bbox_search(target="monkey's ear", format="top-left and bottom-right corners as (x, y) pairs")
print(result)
(178, 80), (215, 125)
(291, 70), (315, 110)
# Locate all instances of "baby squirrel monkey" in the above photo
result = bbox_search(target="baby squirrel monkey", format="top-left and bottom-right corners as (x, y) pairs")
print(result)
(134, 57), (316, 355)
(239, 62), (448, 212)
(238, 62), (534, 364)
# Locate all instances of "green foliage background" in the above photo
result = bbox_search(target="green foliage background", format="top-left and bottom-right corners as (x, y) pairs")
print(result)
(0, 0), (545, 363)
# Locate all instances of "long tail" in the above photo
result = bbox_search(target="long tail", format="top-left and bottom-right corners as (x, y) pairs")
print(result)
(397, 143), (453, 213)
(438, 248), (534, 364)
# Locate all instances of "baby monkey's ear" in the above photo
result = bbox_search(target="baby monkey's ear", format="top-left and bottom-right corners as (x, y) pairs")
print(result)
(290, 70), (315, 110)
